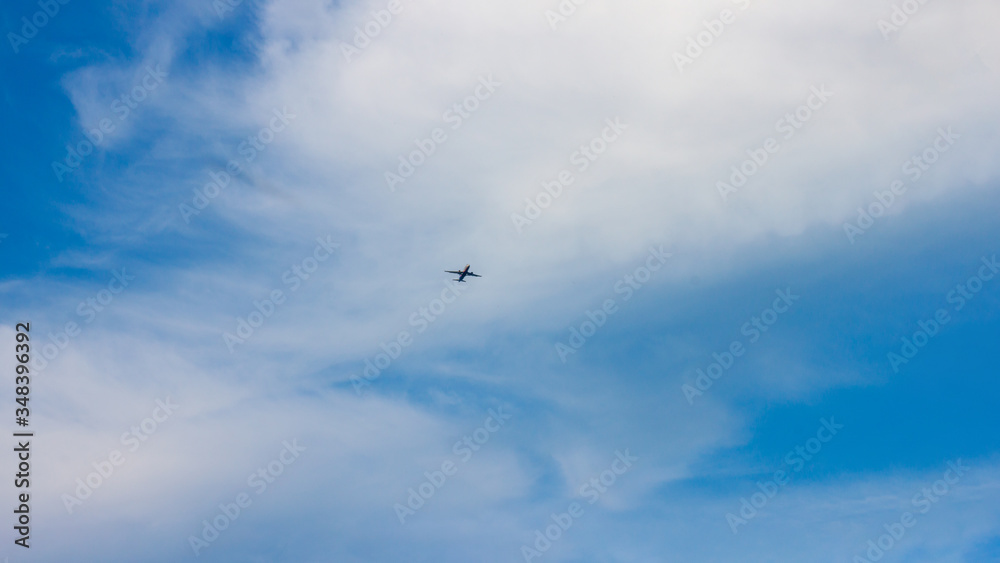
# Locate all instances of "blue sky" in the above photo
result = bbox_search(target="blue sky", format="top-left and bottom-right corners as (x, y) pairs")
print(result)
(2, 0), (1000, 561)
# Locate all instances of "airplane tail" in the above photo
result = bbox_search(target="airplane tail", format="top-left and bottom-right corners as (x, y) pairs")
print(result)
(453, 279), (466, 282)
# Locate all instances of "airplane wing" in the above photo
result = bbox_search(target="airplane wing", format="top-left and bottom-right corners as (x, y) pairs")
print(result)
(467, 272), (482, 277)
(445, 270), (464, 274)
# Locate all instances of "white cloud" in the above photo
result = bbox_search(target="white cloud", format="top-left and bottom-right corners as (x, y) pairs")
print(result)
(12, 0), (1000, 559)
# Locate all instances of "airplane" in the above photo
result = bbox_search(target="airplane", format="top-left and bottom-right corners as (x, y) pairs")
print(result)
(445, 264), (482, 283)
